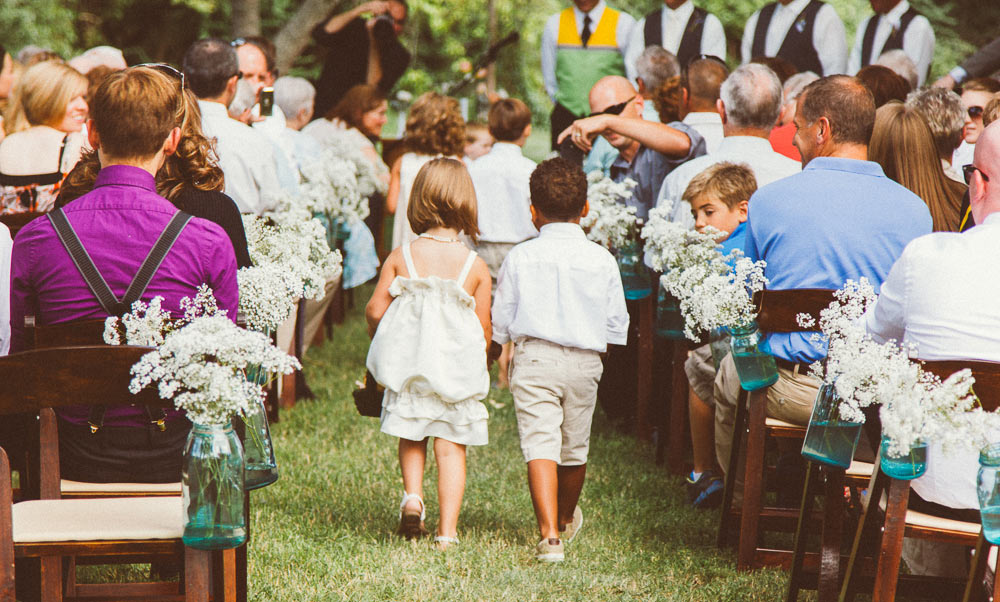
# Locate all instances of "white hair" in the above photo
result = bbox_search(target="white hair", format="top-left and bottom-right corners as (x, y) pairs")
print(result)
(875, 50), (918, 90)
(719, 63), (783, 130)
(783, 71), (819, 105)
(68, 46), (127, 74)
(635, 47), (679, 93)
(274, 76), (316, 119)
(228, 79), (256, 118)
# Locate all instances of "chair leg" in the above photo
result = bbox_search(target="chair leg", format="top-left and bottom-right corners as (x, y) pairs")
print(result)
(0, 450), (14, 602)
(667, 341), (688, 475)
(819, 467), (846, 602)
(184, 547), (211, 602)
(212, 548), (237, 602)
(635, 295), (653, 442)
(872, 478), (910, 602)
(718, 388), (749, 549)
(40, 557), (61, 602)
(785, 461), (818, 602)
(738, 388), (768, 571)
(962, 534), (989, 602)
(838, 462), (888, 602)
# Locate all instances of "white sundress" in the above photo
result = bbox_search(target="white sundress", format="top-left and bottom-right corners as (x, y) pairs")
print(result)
(366, 243), (490, 445)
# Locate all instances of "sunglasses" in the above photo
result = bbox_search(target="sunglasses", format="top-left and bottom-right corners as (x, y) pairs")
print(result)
(133, 62), (186, 93)
(963, 163), (990, 184)
(969, 106), (985, 119)
(588, 95), (635, 118)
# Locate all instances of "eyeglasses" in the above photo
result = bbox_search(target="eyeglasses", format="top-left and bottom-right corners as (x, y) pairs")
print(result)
(588, 95), (635, 118)
(969, 106), (985, 119)
(133, 62), (185, 93)
(963, 163), (990, 184)
(231, 37), (247, 48)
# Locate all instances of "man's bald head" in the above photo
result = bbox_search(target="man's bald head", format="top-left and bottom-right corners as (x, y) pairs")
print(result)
(589, 75), (637, 114)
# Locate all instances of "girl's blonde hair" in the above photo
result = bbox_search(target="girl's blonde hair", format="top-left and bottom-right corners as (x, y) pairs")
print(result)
(405, 92), (466, 157)
(407, 157), (480, 242)
(869, 102), (966, 232)
(5, 60), (88, 133)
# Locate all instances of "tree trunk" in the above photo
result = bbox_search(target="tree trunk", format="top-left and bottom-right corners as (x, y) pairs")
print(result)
(274, 0), (349, 74)
(231, 0), (261, 38)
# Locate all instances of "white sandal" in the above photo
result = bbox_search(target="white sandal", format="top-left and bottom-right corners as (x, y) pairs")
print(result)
(397, 492), (428, 539)
(434, 535), (459, 550)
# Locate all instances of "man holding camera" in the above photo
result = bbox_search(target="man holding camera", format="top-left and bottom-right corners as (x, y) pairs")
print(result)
(312, 0), (411, 118)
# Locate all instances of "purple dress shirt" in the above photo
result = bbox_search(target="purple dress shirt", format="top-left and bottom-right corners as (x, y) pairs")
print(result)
(9, 165), (239, 427)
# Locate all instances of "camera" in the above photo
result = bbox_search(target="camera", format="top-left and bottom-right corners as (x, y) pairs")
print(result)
(259, 87), (274, 117)
(372, 13), (396, 41)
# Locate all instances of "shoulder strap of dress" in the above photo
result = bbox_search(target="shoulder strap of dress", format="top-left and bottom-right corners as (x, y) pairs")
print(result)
(457, 250), (477, 287)
(401, 242), (419, 278)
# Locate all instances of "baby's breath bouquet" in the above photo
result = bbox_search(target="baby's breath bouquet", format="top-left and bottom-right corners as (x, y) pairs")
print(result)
(103, 285), (221, 346)
(581, 171), (640, 249)
(641, 203), (721, 274)
(299, 139), (385, 226)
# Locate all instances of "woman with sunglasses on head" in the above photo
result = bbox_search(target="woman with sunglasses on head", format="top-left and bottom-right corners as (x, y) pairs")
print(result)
(57, 71), (251, 269)
(0, 60), (88, 214)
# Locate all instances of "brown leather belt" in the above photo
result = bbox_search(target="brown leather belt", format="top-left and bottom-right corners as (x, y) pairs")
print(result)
(774, 357), (808, 375)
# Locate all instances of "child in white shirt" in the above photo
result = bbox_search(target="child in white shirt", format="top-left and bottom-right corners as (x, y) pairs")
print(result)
(492, 157), (629, 562)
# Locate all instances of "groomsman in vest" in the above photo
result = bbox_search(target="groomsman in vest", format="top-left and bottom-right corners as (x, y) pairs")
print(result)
(542, 0), (636, 149)
(849, 0), (934, 87)
(741, 0), (847, 76)
(624, 0), (726, 81)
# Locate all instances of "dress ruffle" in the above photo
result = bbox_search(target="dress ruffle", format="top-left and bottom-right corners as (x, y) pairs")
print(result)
(380, 389), (489, 446)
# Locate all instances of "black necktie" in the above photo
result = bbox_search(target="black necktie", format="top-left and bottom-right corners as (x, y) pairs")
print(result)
(581, 15), (592, 47)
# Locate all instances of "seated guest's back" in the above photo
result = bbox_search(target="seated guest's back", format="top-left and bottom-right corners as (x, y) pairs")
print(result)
(8, 66), (239, 483)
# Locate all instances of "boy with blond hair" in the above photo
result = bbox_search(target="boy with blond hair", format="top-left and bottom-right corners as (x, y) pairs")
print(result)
(681, 161), (756, 509)
(492, 157), (629, 562)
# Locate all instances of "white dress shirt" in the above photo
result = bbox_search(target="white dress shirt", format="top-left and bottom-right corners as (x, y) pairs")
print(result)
(624, 1), (727, 82)
(0, 223), (11, 356)
(682, 111), (724, 154)
(848, 0), (934, 86)
(741, 0), (848, 76)
(542, 0), (636, 102)
(198, 100), (282, 215)
(468, 142), (538, 243)
(654, 135), (801, 227)
(492, 222), (629, 353)
(864, 213), (1000, 510)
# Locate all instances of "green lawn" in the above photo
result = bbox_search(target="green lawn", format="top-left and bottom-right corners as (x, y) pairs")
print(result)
(246, 287), (799, 601)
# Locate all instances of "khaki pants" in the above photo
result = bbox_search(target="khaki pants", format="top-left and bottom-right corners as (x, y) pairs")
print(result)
(301, 277), (342, 355)
(713, 353), (820, 503)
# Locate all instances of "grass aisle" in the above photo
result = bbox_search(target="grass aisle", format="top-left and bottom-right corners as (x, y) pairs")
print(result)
(248, 289), (792, 601)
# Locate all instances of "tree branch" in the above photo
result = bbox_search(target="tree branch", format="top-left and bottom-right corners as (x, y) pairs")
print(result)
(274, 0), (349, 74)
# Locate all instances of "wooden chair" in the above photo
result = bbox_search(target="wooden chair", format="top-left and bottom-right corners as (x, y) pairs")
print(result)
(963, 534), (1000, 602)
(839, 359), (1000, 602)
(717, 288), (837, 571)
(0, 211), (44, 239)
(0, 345), (233, 601)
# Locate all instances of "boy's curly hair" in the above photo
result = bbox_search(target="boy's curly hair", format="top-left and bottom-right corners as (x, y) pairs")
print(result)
(405, 92), (466, 157)
(529, 157), (587, 221)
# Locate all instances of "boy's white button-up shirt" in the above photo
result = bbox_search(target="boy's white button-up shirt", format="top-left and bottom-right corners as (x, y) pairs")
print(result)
(492, 222), (629, 353)
(468, 142), (538, 244)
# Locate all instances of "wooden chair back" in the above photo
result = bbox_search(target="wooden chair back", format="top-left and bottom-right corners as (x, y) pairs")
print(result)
(0, 211), (43, 239)
(753, 288), (837, 333)
(922, 359), (1000, 411)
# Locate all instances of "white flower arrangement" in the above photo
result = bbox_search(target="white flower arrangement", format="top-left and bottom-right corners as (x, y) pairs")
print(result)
(103, 285), (223, 346)
(298, 137), (386, 226)
(239, 214), (343, 333)
(581, 171), (640, 249)
(129, 314), (301, 426)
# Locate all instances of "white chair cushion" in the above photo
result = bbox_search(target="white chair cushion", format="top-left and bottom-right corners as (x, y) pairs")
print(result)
(61, 480), (182, 495)
(846, 461), (874, 477)
(765, 417), (801, 429)
(13, 497), (183, 543)
(876, 495), (981, 535)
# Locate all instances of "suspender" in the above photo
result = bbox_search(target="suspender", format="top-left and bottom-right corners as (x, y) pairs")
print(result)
(47, 208), (193, 432)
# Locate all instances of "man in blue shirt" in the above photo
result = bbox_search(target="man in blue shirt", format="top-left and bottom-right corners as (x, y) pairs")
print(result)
(712, 75), (932, 497)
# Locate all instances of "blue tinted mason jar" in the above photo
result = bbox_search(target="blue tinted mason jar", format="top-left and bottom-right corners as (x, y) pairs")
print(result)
(616, 240), (653, 300)
(182, 422), (247, 550)
(728, 321), (779, 391)
(801, 383), (863, 469)
(978, 444), (1000, 544)
(880, 437), (928, 480)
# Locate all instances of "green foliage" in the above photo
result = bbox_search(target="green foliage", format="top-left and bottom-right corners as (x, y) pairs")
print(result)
(0, 0), (77, 57)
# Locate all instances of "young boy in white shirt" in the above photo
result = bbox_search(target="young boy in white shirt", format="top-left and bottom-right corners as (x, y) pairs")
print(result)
(469, 98), (538, 387)
(492, 157), (630, 562)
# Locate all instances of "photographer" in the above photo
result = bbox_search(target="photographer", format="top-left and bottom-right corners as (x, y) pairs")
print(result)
(312, 0), (411, 118)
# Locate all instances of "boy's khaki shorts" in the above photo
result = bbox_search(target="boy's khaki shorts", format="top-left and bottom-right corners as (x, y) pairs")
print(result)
(684, 343), (716, 406)
(509, 338), (604, 465)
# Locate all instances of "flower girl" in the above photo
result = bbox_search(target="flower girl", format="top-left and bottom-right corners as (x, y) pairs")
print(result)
(365, 158), (492, 549)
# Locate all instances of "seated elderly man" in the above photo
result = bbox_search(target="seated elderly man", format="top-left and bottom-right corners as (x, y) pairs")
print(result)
(713, 75), (932, 502)
(9, 66), (239, 482)
(561, 74), (706, 221)
(861, 120), (1000, 577)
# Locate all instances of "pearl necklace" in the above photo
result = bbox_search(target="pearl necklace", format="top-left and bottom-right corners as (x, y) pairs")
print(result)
(418, 233), (460, 243)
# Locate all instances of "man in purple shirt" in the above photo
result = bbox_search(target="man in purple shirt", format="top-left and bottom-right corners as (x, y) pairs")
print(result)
(9, 66), (239, 482)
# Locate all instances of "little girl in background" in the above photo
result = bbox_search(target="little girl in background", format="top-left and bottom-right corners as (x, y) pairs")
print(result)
(365, 158), (492, 550)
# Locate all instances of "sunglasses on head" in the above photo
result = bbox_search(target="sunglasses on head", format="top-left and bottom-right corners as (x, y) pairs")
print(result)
(588, 95), (635, 118)
(969, 106), (985, 119)
(963, 163), (990, 184)
(133, 62), (186, 93)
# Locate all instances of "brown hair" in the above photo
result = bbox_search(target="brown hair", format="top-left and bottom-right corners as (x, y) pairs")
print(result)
(961, 77), (1000, 95)
(405, 92), (465, 156)
(487, 98), (531, 142)
(799, 75), (876, 147)
(682, 162), (757, 210)
(856, 65), (909, 108)
(652, 75), (683, 123)
(750, 55), (798, 84)
(984, 95), (1000, 128)
(4, 60), (87, 133)
(465, 121), (488, 141)
(529, 157), (587, 220)
(325, 84), (386, 129)
(407, 157), (480, 241)
(869, 103), (966, 232)
(90, 66), (180, 159)
(84, 65), (116, 106)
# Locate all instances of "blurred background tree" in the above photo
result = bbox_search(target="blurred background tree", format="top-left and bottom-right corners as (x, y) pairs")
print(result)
(1, 0), (998, 126)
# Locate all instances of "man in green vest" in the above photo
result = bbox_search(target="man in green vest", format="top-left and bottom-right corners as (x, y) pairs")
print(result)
(542, 0), (636, 150)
